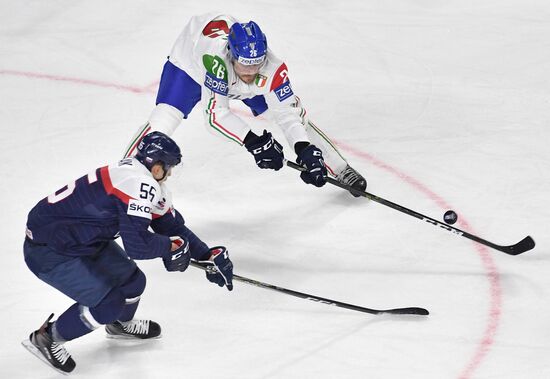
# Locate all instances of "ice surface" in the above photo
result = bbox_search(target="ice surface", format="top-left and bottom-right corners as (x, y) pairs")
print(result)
(1, 1), (549, 378)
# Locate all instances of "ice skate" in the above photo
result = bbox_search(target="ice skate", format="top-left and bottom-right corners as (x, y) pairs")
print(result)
(21, 314), (75, 374)
(337, 165), (367, 197)
(105, 319), (161, 339)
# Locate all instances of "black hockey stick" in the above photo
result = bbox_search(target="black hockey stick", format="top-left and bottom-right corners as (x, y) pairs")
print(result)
(286, 160), (535, 255)
(191, 261), (428, 316)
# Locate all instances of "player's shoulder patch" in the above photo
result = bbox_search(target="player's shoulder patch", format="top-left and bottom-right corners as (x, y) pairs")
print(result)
(203, 54), (228, 81)
(268, 63), (293, 102)
(202, 19), (230, 39)
(254, 74), (268, 88)
(269, 63), (289, 92)
(152, 183), (173, 218)
(203, 54), (229, 95)
(268, 63), (294, 102)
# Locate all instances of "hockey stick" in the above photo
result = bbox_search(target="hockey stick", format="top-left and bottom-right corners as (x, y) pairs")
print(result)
(191, 261), (428, 316)
(286, 160), (535, 255)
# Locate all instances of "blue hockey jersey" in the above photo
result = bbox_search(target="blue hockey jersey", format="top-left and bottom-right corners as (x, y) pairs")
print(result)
(26, 158), (209, 260)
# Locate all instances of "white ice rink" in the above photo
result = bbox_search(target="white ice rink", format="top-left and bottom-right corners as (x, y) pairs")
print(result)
(1, 1), (549, 378)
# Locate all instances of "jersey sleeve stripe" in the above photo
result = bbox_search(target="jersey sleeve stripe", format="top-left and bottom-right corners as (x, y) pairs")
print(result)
(307, 120), (346, 161)
(100, 166), (133, 204)
(206, 95), (244, 145)
(324, 162), (336, 177)
(124, 123), (152, 158)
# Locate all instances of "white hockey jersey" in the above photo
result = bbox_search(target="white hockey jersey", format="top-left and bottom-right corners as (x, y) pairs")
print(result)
(149, 13), (310, 148)
(26, 157), (176, 259)
(106, 157), (174, 221)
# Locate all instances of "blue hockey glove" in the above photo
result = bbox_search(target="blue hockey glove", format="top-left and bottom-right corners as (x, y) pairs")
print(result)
(199, 246), (233, 291)
(162, 236), (190, 272)
(244, 130), (284, 170)
(296, 144), (327, 187)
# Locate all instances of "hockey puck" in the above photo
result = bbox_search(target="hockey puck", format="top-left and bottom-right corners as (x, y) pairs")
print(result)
(443, 210), (458, 225)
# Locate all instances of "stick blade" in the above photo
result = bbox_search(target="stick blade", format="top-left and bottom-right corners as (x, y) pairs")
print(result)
(500, 236), (535, 255)
(381, 307), (429, 316)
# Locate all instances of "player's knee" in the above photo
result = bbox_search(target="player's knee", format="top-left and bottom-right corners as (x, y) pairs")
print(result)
(87, 269), (146, 325)
(89, 288), (126, 325)
(119, 268), (146, 299)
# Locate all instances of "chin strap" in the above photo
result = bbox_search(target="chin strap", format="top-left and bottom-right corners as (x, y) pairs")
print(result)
(159, 165), (169, 181)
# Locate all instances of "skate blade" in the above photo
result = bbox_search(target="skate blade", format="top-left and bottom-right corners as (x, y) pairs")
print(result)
(105, 333), (162, 340)
(21, 339), (71, 376)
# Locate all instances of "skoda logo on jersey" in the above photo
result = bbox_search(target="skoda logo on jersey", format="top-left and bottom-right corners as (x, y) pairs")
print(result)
(204, 72), (229, 95)
(128, 199), (153, 219)
(274, 81), (294, 102)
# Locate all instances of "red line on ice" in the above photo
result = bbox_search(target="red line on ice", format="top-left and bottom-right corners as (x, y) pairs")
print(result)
(0, 69), (501, 378)
(336, 141), (501, 379)
(0, 69), (154, 94)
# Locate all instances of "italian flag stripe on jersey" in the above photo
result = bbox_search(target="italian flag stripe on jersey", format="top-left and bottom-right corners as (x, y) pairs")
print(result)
(124, 123), (152, 158)
(206, 95), (244, 145)
(308, 120), (346, 161)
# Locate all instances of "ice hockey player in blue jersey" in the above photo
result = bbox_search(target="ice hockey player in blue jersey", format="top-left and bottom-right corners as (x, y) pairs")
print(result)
(21, 132), (234, 374)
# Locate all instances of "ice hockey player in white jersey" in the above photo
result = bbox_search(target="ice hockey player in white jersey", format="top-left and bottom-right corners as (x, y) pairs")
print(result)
(22, 132), (233, 374)
(124, 13), (366, 196)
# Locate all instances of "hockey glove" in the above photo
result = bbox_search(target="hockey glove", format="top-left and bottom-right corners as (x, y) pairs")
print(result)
(162, 236), (191, 272)
(296, 144), (327, 187)
(199, 246), (233, 291)
(244, 130), (284, 170)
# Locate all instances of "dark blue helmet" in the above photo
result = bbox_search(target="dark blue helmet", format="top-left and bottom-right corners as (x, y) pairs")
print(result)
(135, 131), (181, 171)
(228, 21), (267, 65)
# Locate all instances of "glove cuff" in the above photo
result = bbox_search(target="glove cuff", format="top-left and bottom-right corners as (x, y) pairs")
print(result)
(294, 141), (310, 155)
(297, 144), (317, 162)
(197, 246), (226, 261)
(208, 246), (227, 260)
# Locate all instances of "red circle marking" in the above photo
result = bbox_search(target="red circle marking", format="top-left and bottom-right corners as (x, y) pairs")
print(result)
(336, 141), (501, 379)
(1, 69), (501, 378)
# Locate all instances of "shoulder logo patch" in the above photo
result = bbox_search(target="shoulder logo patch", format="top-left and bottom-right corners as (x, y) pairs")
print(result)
(203, 54), (229, 95)
(202, 54), (228, 81)
(273, 81), (294, 102)
(255, 74), (267, 88)
(205, 73), (229, 95)
(202, 20), (230, 38)
(270, 63), (289, 91)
